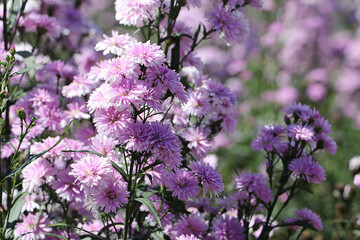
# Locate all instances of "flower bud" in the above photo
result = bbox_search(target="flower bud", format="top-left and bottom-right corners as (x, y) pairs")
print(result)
(16, 106), (26, 120)
(10, 45), (16, 56)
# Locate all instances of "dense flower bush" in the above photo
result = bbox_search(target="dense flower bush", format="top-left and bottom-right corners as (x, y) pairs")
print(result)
(0, 0), (346, 239)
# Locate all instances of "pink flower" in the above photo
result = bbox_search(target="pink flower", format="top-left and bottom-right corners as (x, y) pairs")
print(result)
(70, 155), (112, 188)
(22, 159), (53, 192)
(184, 92), (211, 117)
(93, 107), (131, 138)
(97, 57), (139, 84)
(176, 235), (200, 240)
(91, 135), (118, 157)
(287, 123), (315, 142)
(183, 127), (211, 158)
(87, 83), (113, 113)
(62, 74), (94, 98)
(14, 213), (51, 240)
(127, 41), (165, 67)
(115, 0), (160, 27)
(65, 101), (90, 120)
(95, 31), (134, 55)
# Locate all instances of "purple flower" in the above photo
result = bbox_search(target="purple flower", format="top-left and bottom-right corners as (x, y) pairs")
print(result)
(147, 121), (183, 168)
(70, 155), (112, 189)
(147, 65), (188, 103)
(288, 156), (326, 184)
(283, 102), (312, 122)
(314, 133), (337, 155)
(203, 80), (237, 111)
(164, 169), (200, 201)
(234, 172), (272, 203)
(20, 13), (60, 38)
(211, 215), (244, 240)
(205, 4), (249, 44)
(184, 91), (211, 117)
(52, 170), (85, 202)
(119, 122), (151, 152)
(251, 133), (283, 152)
(94, 178), (129, 213)
(189, 160), (224, 197)
(287, 123), (315, 142)
(294, 208), (323, 231)
(171, 214), (207, 238)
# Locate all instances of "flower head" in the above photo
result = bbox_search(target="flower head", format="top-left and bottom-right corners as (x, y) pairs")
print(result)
(164, 169), (199, 200)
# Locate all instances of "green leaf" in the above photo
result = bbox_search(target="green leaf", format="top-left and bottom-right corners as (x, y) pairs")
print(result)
(277, 220), (319, 232)
(7, 0), (21, 31)
(15, 51), (32, 58)
(44, 233), (68, 240)
(47, 222), (68, 228)
(24, 56), (38, 85)
(10, 64), (40, 77)
(111, 160), (128, 182)
(135, 198), (162, 228)
(61, 150), (105, 158)
(3, 192), (28, 237)
(151, 232), (165, 240)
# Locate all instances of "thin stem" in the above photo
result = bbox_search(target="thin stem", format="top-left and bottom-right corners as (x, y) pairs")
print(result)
(295, 228), (305, 240)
